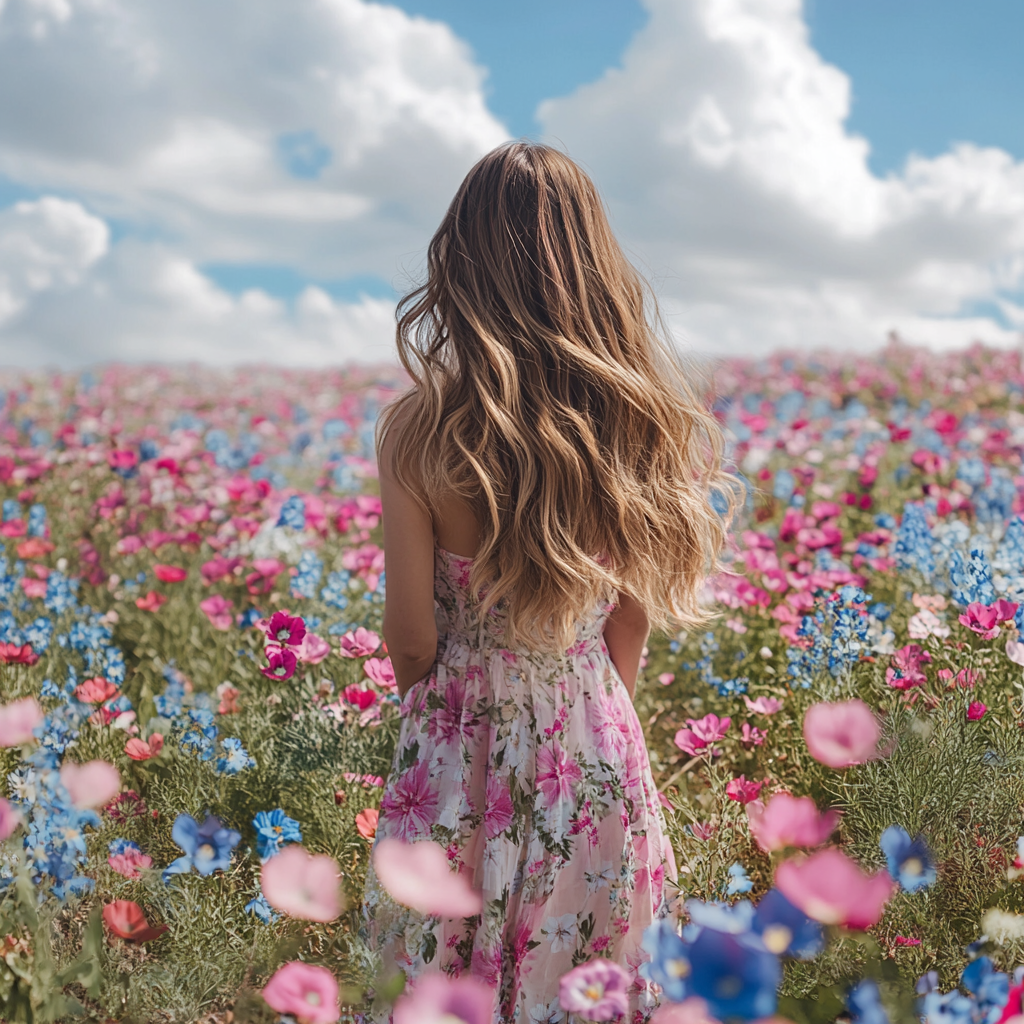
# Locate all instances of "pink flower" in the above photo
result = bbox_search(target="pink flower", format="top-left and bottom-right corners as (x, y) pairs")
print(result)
(355, 808), (379, 840)
(393, 973), (496, 1024)
(296, 632), (331, 664)
(135, 590), (167, 612)
(959, 602), (1001, 638)
(75, 677), (119, 704)
(743, 695), (782, 715)
(363, 656), (396, 689)
(372, 838), (483, 917)
(559, 959), (630, 1021)
(379, 761), (440, 839)
(993, 599), (1020, 623)
(200, 555), (242, 584)
(885, 644), (931, 690)
(343, 685), (376, 711)
(125, 733), (164, 761)
(107, 449), (138, 472)
(484, 775), (515, 839)
(803, 699), (881, 768)
(967, 701), (987, 721)
(264, 611), (306, 648)
(261, 647), (297, 681)
(0, 797), (21, 841)
(109, 847), (153, 879)
(261, 845), (343, 922)
(0, 641), (39, 666)
(20, 577), (47, 599)
(1007, 639), (1024, 667)
(690, 821), (717, 841)
(60, 760), (121, 809)
(658, 672), (676, 685)
(262, 961), (340, 1024)
(740, 723), (767, 748)
(103, 901), (168, 943)
(650, 997), (722, 1023)
(775, 848), (895, 929)
(674, 713), (731, 756)
(746, 793), (840, 852)
(725, 775), (762, 804)
(536, 741), (584, 804)
(153, 563), (187, 583)
(199, 594), (234, 630)
(337, 626), (380, 657)
(0, 697), (44, 746)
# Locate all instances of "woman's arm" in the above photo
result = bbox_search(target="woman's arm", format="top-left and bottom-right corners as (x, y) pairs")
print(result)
(378, 433), (438, 699)
(602, 591), (650, 700)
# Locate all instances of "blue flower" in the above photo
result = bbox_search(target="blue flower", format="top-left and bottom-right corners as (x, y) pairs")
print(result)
(163, 814), (241, 881)
(215, 737), (255, 775)
(320, 570), (351, 610)
(920, 989), (974, 1024)
(27, 504), (47, 538)
(687, 926), (781, 1022)
(290, 550), (323, 600)
(108, 838), (142, 857)
(276, 495), (306, 530)
(640, 919), (692, 1002)
(726, 863), (753, 895)
(253, 809), (303, 860)
(961, 957), (1009, 1024)
(847, 979), (890, 1024)
(685, 899), (755, 937)
(879, 825), (936, 893)
(894, 503), (936, 581)
(244, 892), (279, 924)
(751, 888), (823, 960)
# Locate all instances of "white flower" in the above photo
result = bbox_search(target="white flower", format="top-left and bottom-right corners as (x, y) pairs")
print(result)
(528, 997), (564, 1024)
(542, 912), (578, 953)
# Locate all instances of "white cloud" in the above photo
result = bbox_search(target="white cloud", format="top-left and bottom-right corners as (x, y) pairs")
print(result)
(539, 0), (1024, 355)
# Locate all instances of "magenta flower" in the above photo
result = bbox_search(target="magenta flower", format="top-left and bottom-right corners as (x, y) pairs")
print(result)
(803, 699), (880, 769)
(0, 697), (44, 747)
(967, 701), (987, 721)
(379, 761), (440, 838)
(372, 838), (483, 918)
(775, 848), (895, 929)
(261, 647), (298, 681)
(559, 959), (630, 1021)
(297, 631), (331, 664)
(740, 723), (767, 748)
(393, 972), (496, 1024)
(262, 961), (340, 1024)
(199, 594), (234, 631)
(0, 797), (21, 841)
(746, 793), (840, 852)
(536, 741), (584, 804)
(59, 760), (121, 809)
(261, 845), (343, 922)
(674, 713), (731, 757)
(959, 602), (1001, 638)
(153, 563), (188, 583)
(337, 626), (380, 657)
(725, 775), (762, 804)
(264, 611), (306, 648)
(743, 695), (782, 715)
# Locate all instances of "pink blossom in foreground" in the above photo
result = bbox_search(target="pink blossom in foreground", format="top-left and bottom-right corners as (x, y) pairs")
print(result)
(337, 626), (381, 657)
(261, 845), (343, 922)
(725, 776), (763, 804)
(0, 697), (44, 747)
(262, 961), (340, 1024)
(0, 797), (21, 840)
(674, 713), (731, 756)
(967, 701), (988, 721)
(199, 594), (234, 631)
(109, 847), (153, 879)
(775, 848), (895, 929)
(60, 760), (121, 809)
(296, 631), (331, 663)
(393, 972), (496, 1024)
(743, 695), (783, 715)
(650, 997), (721, 1023)
(372, 838), (483, 918)
(559, 959), (630, 1021)
(803, 699), (880, 769)
(746, 794), (840, 852)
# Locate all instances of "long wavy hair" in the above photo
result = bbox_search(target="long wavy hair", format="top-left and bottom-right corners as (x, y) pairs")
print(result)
(376, 141), (735, 654)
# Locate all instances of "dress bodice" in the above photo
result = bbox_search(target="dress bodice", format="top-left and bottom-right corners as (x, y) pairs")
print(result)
(432, 544), (616, 656)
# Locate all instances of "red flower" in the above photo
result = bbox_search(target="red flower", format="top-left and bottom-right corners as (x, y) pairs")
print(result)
(967, 701), (987, 721)
(263, 611), (307, 648)
(343, 685), (376, 711)
(135, 590), (167, 612)
(102, 901), (168, 943)
(262, 648), (297, 681)
(725, 775), (763, 804)
(0, 642), (39, 666)
(105, 790), (149, 823)
(16, 538), (54, 558)
(75, 677), (119, 704)
(153, 563), (187, 583)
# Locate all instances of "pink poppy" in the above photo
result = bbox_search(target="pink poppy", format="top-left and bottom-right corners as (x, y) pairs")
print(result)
(0, 797), (21, 841)
(674, 713), (731, 756)
(0, 641), (39, 666)
(263, 962), (340, 1024)
(536, 741), (583, 804)
(967, 701), (987, 721)
(725, 775), (762, 804)
(0, 697), (44, 746)
(217, 684), (241, 715)
(103, 901), (168, 944)
(746, 793), (840, 852)
(337, 626), (380, 658)
(393, 973), (495, 1024)
(803, 699), (881, 769)
(135, 590), (167, 612)
(958, 602), (1001, 638)
(199, 594), (234, 630)
(343, 686), (376, 710)
(355, 808), (379, 840)
(372, 838), (483, 918)
(60, 760), (121, 809)
(484, 776), (515, 839)
(740, 723), (767, 747)
(379, 761), (440, 839)
(153, 563), (187, 583)
(125, 733), (164, 761)
(19, 577), (48, 599)
(775, 848), (895, 929)
(109, 847), (153, 879)
(743, 695), (782, 715)
(559, 959), (630, 1021)
(261, 845), (343, 922)
(261, 648), (298, 681)
(200, 555), (242, 584)
(363, 656), (396, 690)
(75, 677), (119, 703)
(264, 611), (307, 648)
(296, 632), (331, 663)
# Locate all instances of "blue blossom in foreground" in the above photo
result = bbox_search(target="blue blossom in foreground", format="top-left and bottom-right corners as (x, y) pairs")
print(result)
(880, 825), (936, 893)
(163, 813), (241, 881)
(960, 957), (1009, 1024)
(847, 979), (889, 1024)
(751, 888), (823, 960)
(726, 863), (753, 895)
(920, 988), (974, 1024)
(686, 924), (780, 1021)
(640, 919), (692, 1002)
(215, 738), (255, 775)
(244, 892), (279, 924)
(253, 809), (303, 860)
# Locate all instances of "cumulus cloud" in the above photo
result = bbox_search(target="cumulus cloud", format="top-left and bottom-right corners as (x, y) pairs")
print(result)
(539, 0), (1024, 354)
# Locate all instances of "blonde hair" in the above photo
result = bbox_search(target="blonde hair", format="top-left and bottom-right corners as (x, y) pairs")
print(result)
(377, 141), (735, 654)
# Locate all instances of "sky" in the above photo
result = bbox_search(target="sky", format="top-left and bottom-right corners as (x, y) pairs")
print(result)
(0, 0), (1022, 367)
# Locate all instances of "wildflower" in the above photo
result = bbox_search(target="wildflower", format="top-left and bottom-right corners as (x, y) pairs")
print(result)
(725, 776), (762, 804)
(60, 760), (121, 809)
(958, 602), (1002, 639)
(343, 685), (375, 710)
(363, 656), (396, 690)
(337, 625), (380, 657)
(967, 701), (987, 721)
(199, 594), (234, 630)
(879, 825), (937, 892)
(0, 797), (21, 840)
(559, 960), (630, 1021)
(215, 737), (255, 775)
(961, 957), (1010, 1024)
(0, 641), (39, 665)
(108, 840), (153, 879)
(371, 837), (483, 917)
(135, 590), (167, 611)
(847, 979), (890, 1024)
(163, 813), (241, 880)
(0, 697), (44, 746)
(658, 672), (676, 685)
(885, 644), (931, 690)
(153, 563), (187, 582)
(746, 794), (840, 852)
(102, 901), (168, 943)
(105, 790), (149, 823)
(743, 695), (782, 715)
(263, 610), (306, 648)
(261, 647), (297, 681)
(740, 723), (767, 747)
(261, 844), (343, 922)
(276, 495), (307, 530)
(74, 677), (119, 703)
(674, 713), (731, 757)
(1007, 639), (1024, 666)
(641, 919), (693, 1002)
(125, 733), (164, 760)
(908, 608), (950, 640)
(355, 808), (379, 840)
(726, 863), (753, 895)
(262, 962), (340, 1024)
(775, 848), (895, 929)
(244, 892), (279, 924)
(296, 631), (331, 663)
(803, 699), (881, 768)
(216, 683), (241, 714)
(751, 888), (823, 959)
(253, 808), (303, 860)
(392, 973), (496, 1024)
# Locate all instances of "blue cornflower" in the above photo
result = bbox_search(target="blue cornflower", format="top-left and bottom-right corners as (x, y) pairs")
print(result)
(640, 919), (692, 1002)
(276, 495), (306, 530)
(215, 737), (255, 775)
(290, 550), (323, 600)
(244, 892), (279, 924)
(752, 888), (823, 960)
(961, 957), (1009, 1023)
(880, 825), (936, 893)
(2, 498), (20, 522)
(27, 504), (47, 538)
(253, 809), (303, 860)
(320, 570), (351, 610)
(920, 989), (974, 1024)
(894, 503), (936, 581)
(847, 979), (890, 1024)
(996, 517), (1024, 575)
(163, 813), (241, 881)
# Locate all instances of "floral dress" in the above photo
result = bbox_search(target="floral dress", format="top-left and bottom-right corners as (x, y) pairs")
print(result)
(362, 544), (675, 1023)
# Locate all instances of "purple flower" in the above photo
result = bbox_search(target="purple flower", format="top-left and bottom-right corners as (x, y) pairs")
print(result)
(559, 959), (630, 1021)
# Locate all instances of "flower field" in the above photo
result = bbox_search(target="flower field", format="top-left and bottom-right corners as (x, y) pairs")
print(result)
(5, 343), (1024, 1022)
